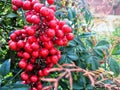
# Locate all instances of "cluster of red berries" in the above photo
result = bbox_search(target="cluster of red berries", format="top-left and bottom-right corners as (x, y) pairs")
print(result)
(9, 0), (74, 90)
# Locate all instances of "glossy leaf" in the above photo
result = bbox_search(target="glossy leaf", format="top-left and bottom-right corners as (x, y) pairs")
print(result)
(0, 59), (11, 76)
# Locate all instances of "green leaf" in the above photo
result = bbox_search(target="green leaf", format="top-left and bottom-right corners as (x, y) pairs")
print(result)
(12, 84), (29, 90)
(68, 9), (73, 20)
(87, 56), (99, 70)
(67, 53), (78, 61)
(0, 87), (9, 90)
(80, 32), (95, 38)
(86, 39), (94, 48)
(7, 13), (17, 18)
(73, 82), (84, 89)
(84, 10), (92, 24)
(0, 59), (11, 76)
(96, 40), (109, 49)
(108, 57), (120, 76)
(112, 42), (120, 55)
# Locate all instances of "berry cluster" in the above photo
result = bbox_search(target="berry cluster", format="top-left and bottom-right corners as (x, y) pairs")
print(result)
(9, 0), (74, 90)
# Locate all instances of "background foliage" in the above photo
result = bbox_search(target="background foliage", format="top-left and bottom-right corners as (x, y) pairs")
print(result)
(0, 0), (120, 90)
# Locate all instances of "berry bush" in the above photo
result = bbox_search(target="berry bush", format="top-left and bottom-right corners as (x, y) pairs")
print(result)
(0, 0), (120, 90)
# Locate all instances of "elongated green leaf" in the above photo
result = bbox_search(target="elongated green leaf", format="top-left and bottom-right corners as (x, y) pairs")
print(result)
(67, 53), (78, 61)
(96, 40), (109, 49)
(12, 84), (29, 90)
(7, 13), (17, 18)
(112, 42), (120, 55)
(109, 57), (120, 76)
(68, 9), (73, 20)
(0, 59), (11, 76)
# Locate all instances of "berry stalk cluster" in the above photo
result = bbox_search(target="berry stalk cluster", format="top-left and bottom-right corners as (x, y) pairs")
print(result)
(9, 0), (74, 90)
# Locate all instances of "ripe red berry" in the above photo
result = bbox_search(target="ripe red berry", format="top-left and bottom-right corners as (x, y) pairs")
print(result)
(33, 3), (43, 12)
(31, 87), (37, 90)
(49, 5), (56, 12)
(26, 27), (36, 36)
(43, 68), (49, 76)
(46, 29), (55, 37)
(44, 41), (54, 49)
(37, 83), (42, 90)
(23, 52), (30, 59)
(49, 20), (57, 29)
(9, 41), (17, 50)
(26, 15), (32, 23)
(27, 36), (37, 43)
(47, 0), (54, 5)
(59, 21), (66, 29)
(30, 58), (36, 63)
(12, 5), (18, 11)
(17, 40), (25, 48)
(31, 42), (39, 50)
(40, 7), (49, 17)
(18, 60), (27, 69)
(66, 33), (74, 40)
(49, 47), (57, 55)
(12, 0), (23, 8)
(51, 55), (59, 64)
(21, 72), (29, 81)
(10, 33), (17, 41)
(31, 15), (40, 24)
(32, 50), (39, 58)
(30, 75), (38, 83)
(56, 30), (64, 38)
(62, 25), (72, 34)
(26, 64), (33, 71)
(40, 48), (49, 57)
(24, 43), (33, 53)
(38, 70), (44, 77)
(23, 1), (31, 10)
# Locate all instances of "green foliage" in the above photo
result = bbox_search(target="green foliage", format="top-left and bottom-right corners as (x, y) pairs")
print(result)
(0, 0), (120, 90)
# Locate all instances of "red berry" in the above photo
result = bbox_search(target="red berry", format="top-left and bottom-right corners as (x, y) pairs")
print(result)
(43, 68), (49, 76)
(40, 48), (49, 57)
(66, 33), (74, 40)
(31, 42), (39, 50)
(23, 52), (30, 59)
(12, 5), (18, 11)
(17, 40), (25, 48)
(32, 51), (39, 58)
(23, 1), (31, 10)
(24, 43), (33, 53)
(37, 83), (42, 90)
(49, 47), (57, 55)
(33, 3), (43, 12)
(30, 75), (38, 83)
(31, 87), (37, 90)
(26, 27), (36, 36)
(27, 36), (37, 43)
(62, 25), (72, 33)
(49, 5), (56, 12)
(40, 35), (50, 42)
(17, 51), (23, 57)
(47, 0), (54, 5)
(46, 29), (55, 37)
(31, 15), (40, 24)
(9, 41), (17, 50)
(44, 41), (54, 49)
(18, 60), (27, 69)
(10, 33), (17, 41)
(38, 70), (44, 77)
(40, 7), (49, 17)
(12, 0), (23, 8)
(62, 36), (68, 46)
(21, 72), (29, 81)
(56, 30), (64, 38)
(49, 20), (57, 29)
(51, 55), (59, 64)
(26, 15), (32, 23)
(30, 58), (36, 63)
(26, 64), (33, 71)
(55, 39), (63, 46)
(59, 21), (66, 29)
